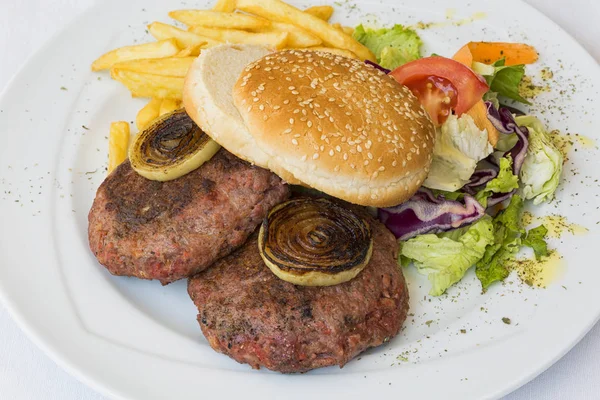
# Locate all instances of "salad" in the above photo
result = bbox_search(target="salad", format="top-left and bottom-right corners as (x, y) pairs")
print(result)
(355, 25), (563, 296)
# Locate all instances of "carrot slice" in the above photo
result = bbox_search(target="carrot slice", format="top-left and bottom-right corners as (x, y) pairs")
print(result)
(451, 41), (538, 146)
(452, 44), (473, 67)
(464, 42), (538, 66)
(452, 45), (500, 146)
(466, 101), (499, 146)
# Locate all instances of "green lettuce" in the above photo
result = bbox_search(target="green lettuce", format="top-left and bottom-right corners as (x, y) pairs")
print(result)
(515, 115), (563, 204)
(475, 156), (519, 207)
(473, 59), (530, 105)
(424, 114), (493, 191)
(522, 225), (549, 259)
(476, 195), (524, 289)
(353, 24), (422, 70)
(401, 217), (495, 296)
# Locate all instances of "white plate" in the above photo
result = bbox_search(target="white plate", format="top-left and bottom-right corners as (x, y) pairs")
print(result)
(1, 0), (599, 399)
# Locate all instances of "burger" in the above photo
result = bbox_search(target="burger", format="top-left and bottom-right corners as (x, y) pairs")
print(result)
(184, 44), (435, 207)
(88, 43), (435, 372)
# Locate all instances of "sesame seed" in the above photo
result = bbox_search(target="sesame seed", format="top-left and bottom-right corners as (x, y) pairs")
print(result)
(289, 118), (294, 124)
(313, 153), (319, 160)
(292, 139), (298, 145)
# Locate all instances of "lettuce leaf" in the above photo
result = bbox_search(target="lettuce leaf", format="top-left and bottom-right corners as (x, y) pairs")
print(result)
(353, 24), (422, 70)
(515, 115), (563, 204)
(523, 225), (549, 259)
(475, 156), (519, 207)
(401, 216), (494, 296)
(424, 114), (494, 191)
(475, 195), (524, 289)
(475, 59), (530, 105)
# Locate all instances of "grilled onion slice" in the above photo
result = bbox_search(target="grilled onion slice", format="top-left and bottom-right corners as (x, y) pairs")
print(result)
(258, 198), (373, 286)
(129, 108), (220, 181)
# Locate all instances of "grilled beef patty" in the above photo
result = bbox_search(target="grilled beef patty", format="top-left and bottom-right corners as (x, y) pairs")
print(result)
(188, 212), (409, 373)
(88, 149), (290, 284)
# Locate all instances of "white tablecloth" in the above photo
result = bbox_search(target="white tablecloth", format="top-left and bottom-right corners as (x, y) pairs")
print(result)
(1, 1), (599, 399)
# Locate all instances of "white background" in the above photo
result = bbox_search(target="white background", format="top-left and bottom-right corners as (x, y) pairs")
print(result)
(1, 0), (599, 399)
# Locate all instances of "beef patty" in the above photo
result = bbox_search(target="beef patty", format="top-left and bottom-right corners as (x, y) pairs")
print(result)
(88, 149), (290, 284)
(188, 212), (409, 373)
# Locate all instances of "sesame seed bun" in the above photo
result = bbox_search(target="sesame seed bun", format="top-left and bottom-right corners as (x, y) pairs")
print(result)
(233, 50), (435, 207)
(184, 45), (435, 207)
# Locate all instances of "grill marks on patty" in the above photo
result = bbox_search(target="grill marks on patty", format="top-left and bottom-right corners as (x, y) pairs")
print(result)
(104, 164), (216, 226)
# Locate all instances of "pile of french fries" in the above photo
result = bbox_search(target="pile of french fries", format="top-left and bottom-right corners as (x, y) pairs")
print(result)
(93, 0), (375, 173)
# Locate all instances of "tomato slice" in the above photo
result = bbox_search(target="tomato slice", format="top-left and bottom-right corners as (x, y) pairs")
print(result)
(390, 56), (489, 125)
(403, 76), (458, 126)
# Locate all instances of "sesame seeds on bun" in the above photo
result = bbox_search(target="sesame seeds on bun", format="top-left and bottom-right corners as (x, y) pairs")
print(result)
(233, 49), (435, 206)
(184, 45), (436, 207)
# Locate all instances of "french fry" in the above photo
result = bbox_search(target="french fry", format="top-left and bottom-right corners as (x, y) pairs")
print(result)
(112, 57), (195, 78)
(159, 98), (181, 116)
(235, 0), (375, 61)
(148, 22), (221, 49)
(332, 23), (354, 36)
(111, 69), (184, 99)
(176, 44), (204, 57)
(136, 98), (161, 131)
(108, 121), (130, 173)
(91, 39), (179, 71)
(213, 0), (236, 12)
(170, 10), (271, 30)
(257, 21), (321, 47)
(189, 26), (289, 49)
(342, 26), (354, 36)
(307, 46), (358, 59)
(304, 5), (334, 21)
